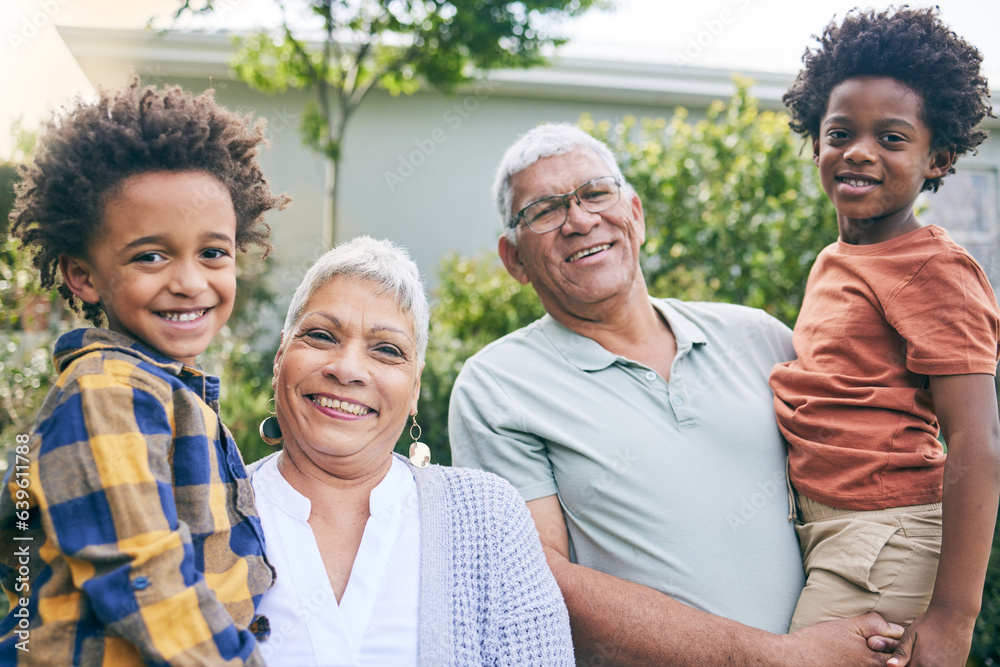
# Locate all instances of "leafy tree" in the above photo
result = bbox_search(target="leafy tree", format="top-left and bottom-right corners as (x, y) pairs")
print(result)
(583, 78), (838, 327)
(177, 0), (602, 248)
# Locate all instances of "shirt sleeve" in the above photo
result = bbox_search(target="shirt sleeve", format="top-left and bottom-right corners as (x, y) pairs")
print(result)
(753, 315), (796, 382)
(35, 367), (263, 665)
(888, 250), (1000, 376)
(449, 356), (559, 502)
(491, 478), (574, 664)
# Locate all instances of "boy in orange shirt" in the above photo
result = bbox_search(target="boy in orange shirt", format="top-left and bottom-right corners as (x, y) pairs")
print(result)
(769, 7), (999, 666)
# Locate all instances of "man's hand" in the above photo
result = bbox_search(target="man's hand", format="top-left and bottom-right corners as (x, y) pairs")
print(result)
(531, 495), (908, 667)
(781, 613), (904, 666)
(884, 604), (976, 667)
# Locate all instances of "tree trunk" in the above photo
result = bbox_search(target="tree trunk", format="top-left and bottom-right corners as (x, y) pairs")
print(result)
(323, 155), (338, 250)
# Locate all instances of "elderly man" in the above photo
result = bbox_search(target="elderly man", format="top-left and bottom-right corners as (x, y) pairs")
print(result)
(449, 123), (902, 665)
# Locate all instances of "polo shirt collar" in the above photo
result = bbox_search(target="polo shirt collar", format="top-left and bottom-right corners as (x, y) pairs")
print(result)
(539, 297), (708, 372)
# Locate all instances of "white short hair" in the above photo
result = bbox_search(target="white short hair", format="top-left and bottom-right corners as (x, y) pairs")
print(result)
(493, 123), (629, 244)
(282, 236), (429, 365)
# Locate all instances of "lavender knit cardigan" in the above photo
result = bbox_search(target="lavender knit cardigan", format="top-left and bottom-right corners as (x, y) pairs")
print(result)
(249, 452), (574, 665)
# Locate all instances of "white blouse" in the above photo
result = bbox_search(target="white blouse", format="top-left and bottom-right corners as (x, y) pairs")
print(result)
(252, 455), (420, 666)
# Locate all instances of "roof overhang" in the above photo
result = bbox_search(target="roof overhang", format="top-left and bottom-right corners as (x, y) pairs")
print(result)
(57, 25), (999, 124)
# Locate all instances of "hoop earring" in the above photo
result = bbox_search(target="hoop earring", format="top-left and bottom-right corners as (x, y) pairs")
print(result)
(259, 397), (283, 446)
(408, 414), (430, 469)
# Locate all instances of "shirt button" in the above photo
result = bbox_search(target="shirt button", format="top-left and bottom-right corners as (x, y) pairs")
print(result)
(645, 371), (657, 382)
(133, 577), (150, 590)
(672, 396), (685, 406)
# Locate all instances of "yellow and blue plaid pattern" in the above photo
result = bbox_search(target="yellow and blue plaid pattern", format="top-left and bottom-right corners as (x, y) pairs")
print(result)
(0, 329), (273, 665)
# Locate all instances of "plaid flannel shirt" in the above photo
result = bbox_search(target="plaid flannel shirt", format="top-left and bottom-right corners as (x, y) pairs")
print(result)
(0, 328), (274, 665)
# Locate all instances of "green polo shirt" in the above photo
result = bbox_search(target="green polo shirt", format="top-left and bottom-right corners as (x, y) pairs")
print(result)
(450, 297), (805, 634)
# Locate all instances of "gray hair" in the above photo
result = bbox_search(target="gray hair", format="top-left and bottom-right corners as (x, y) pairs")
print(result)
(282, 236), (430, 365)
(493, 123), (629, 245)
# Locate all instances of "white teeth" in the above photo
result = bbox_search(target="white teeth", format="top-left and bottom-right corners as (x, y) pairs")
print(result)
(312, 396), (371, 415)
(161, 309), (206, 322)
(843, 179), (877, 187)
(568, 244), (611, 262)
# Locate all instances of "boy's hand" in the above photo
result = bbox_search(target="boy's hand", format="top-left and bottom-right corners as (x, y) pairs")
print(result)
(885, 604), (976, 667)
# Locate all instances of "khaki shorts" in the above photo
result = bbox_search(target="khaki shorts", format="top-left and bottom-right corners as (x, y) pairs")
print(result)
(788, 492), (942, 632)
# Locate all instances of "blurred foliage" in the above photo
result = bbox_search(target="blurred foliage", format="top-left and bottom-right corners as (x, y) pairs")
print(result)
(414, 80), (1000, 659)
(3, 78), (999, 659)
(200, 249), (284, 466)
(583, 78), (838, 327)
(180, 0), (603, 245)
(1, 125), (50, 333)
(398, 252), (544, 465)
(972, 507), (1000, 664)
(0, 129), (75, 450)
(413, 80), (837, 469)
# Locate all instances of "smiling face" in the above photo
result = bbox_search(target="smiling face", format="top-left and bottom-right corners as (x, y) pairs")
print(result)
(60, 170), (237, 365)
(814, 76), (954, 244)
(272, 275), (421, 477)
(498, 149), (647, 324)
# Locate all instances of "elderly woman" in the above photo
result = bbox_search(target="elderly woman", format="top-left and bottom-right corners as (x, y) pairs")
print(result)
(248, 236), (573, 665)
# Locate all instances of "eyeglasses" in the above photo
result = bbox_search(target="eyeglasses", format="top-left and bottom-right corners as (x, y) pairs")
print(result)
(511, 175), (622, 233)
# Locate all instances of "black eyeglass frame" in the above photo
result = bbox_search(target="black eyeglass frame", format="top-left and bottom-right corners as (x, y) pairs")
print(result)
(509, 175), (622, 233)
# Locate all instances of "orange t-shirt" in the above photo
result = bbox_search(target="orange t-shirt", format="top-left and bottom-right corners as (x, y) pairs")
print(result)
(770, 225), (1000, 510)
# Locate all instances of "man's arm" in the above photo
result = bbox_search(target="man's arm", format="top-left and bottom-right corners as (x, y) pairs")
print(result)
(528, 495), (901, 667)
(888, 373), (1000, 667)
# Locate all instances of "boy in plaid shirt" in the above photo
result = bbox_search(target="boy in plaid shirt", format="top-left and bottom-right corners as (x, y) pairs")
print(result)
(0, 78), (287, 665)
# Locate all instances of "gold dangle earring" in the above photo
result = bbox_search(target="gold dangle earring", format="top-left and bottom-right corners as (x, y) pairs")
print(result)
(259, 398), (283, 446)
(408, 414), (431, 468)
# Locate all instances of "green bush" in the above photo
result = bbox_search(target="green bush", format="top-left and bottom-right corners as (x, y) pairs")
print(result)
(420, 81), (999, 660)
(200, 249), (282, 465)
(582, 78), (838, 326)
(0, 155), (72, 448)
(401, 252), (545, 466)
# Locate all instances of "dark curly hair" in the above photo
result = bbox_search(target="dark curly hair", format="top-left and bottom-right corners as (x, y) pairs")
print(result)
(10, 76), (290, 324)
(783, 5), (993, 192)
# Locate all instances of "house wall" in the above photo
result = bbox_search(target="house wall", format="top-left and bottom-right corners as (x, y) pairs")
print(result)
(164, 77), (736, 294)
(176, 77), (1000, 301)
(61, 29), (1000, 320)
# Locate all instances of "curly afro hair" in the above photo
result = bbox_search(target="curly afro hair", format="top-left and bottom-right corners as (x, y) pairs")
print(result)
(783, 5), (993, 192)
(10, 76), (290, 324)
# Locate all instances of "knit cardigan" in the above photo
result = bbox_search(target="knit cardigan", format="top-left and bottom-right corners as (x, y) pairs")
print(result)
(248, 452), (574, 666)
